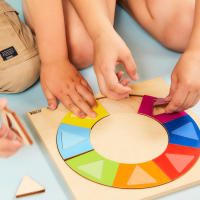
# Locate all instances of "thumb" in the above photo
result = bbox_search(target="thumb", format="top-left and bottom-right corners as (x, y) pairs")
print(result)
(165, 75), (178, 102)
(0, 98), (8, 111)
(122, 53), (139, 81)
(42, 87), (57, 111)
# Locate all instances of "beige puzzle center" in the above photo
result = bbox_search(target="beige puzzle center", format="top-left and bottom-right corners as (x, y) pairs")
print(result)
(90, 113), (169, 164)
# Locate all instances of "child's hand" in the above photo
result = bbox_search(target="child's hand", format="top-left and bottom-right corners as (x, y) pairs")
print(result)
(165, 50), (200, 113)
(93, 29), (139, 100)
(0, 99), (24, 158)
(40, 60), (98, 118)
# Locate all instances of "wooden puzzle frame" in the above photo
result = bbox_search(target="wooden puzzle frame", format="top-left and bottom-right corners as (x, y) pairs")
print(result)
(27, 78), (200, 200)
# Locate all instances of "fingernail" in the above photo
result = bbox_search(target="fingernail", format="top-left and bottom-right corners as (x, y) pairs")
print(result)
(0, 98), (7, 107)
(125, 94), (129, 99)
(165, 96), (170, 101)
(90, 111), (97, 118)
(92, 104), (98, 109)
(133, 73), (139, 81)
(80, 112), (86, 117)
(49, 104), (54, 110)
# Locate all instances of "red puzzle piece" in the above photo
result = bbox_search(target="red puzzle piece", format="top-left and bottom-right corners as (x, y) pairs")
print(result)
(153, 143), (200, 180)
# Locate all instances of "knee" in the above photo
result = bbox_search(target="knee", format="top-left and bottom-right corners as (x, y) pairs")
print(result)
(160, 14), (194, 52)
(68, 37), (93, 70)
(0, 55), (41, 93)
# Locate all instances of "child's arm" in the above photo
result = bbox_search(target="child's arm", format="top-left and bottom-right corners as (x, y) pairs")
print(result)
(70, 0), (139, 100)
(25, 0), (97, 118)
(0, 99), (24, 158)
(165, 0), (200, 113)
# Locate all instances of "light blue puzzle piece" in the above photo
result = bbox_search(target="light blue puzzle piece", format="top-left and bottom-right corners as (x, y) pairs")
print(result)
(172, 122), (199, 140)
(62, 131), (86, 150)
(57, 123), (94, 160)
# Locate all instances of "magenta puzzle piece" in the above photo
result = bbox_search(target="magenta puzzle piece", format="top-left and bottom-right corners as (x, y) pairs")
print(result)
(138, 95), (187, 124)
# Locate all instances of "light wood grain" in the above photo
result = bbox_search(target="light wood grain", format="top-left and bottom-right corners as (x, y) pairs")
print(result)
(90, 113), (168, 164)
(16, 175), (45, 198)
(0, 108), (33, 145)
(27, 78), (200, 200)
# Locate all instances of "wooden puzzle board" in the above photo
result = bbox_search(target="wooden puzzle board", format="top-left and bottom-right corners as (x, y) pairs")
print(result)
(27, 78), (200, 200)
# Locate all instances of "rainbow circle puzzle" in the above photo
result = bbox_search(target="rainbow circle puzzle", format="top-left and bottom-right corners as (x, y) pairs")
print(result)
(56, 95), (200, 188)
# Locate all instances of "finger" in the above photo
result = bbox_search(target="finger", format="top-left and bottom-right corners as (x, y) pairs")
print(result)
(165, 84), (188, 113)
(0, 149), (19, 158)
(81, 79), (93, 94)
(190, 94), (200, 108)
(120, 78), (131, 86)
(4, 129), (16, 141)
(70, 91), (97, 118)
(122, 54), (138, 81)
(0, 124), (8, 138)
(76, 83), (98, 109)
(97, 73), (129, 100)
(59, 95), (86, 118)
(42, 87), (57, 111)
(0, 98), (8, 111)
(0, 139), (24, 151)
(165, 74), (178, 102)
(101, 65), (132, 94)
(116, 71), (124, 82)
(176, 92), (198, 112)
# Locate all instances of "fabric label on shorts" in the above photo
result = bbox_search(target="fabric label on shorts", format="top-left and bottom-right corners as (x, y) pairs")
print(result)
(0, 46), (18, 61)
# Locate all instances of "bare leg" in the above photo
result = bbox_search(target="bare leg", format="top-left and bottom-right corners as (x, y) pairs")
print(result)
(23, 0), (116, 69)
(117, 0), (195, 52)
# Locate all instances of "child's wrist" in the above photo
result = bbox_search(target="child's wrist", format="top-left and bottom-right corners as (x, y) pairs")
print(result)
(91, 21), (115, 44)
(41, 58), (70, 68)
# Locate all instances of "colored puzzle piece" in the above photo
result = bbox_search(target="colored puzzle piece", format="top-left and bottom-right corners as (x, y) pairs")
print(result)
(127, 165), (157, 185)
(164, 115), (200, 149)
(62, 131), (86, 149)
(165, 154), (194, 172)
(66, 150), (119, 186)
(61, 101), (109, 129)
(77, 160), (104, 180)
(172, 122), (199, 140)
(57, 124), (93, 160)
(153, 98), (169, 106)
(112, 161), (171, 188)
(153, 143), (200, 180)
(138, 95), (187, 124)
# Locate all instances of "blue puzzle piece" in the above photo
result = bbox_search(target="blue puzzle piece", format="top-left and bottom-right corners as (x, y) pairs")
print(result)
(172, 122), (199, 140)
(62, 131), (86, 150)
(163, 115), (200, 149)
(57, 124), (94, 160)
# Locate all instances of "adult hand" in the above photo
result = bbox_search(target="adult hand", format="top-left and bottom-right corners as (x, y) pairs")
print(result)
(165, 50), (200, 113)
(0, 99), (24, 158)
(40, 60), (98, 118)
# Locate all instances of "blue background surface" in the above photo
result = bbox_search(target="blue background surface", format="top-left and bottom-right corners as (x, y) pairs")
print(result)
(0, 0), (200, 199)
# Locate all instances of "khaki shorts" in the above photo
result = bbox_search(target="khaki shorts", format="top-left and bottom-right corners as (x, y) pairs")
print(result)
(0, 0), (40, 93)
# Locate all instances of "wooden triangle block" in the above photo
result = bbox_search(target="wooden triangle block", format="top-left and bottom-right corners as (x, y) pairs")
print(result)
(16, 175), (45, 198)
(0, 107), (33, 145)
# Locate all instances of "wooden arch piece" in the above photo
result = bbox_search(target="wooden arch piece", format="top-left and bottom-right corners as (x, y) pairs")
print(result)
(0, 107), (33, 145)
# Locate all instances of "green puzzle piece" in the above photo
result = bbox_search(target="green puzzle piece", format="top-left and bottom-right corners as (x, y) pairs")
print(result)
(66, 150), (119, 186)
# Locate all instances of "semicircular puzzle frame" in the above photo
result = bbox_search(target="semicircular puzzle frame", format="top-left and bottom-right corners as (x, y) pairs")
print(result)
(56, 95), (200, 189)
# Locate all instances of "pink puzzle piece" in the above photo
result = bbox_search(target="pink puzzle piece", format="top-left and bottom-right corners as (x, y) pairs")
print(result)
(138, 95), (187, 124)
(154, 98), (169, 106)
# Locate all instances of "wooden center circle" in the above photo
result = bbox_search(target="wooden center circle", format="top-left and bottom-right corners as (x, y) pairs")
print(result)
(90, 113), (169, 164)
